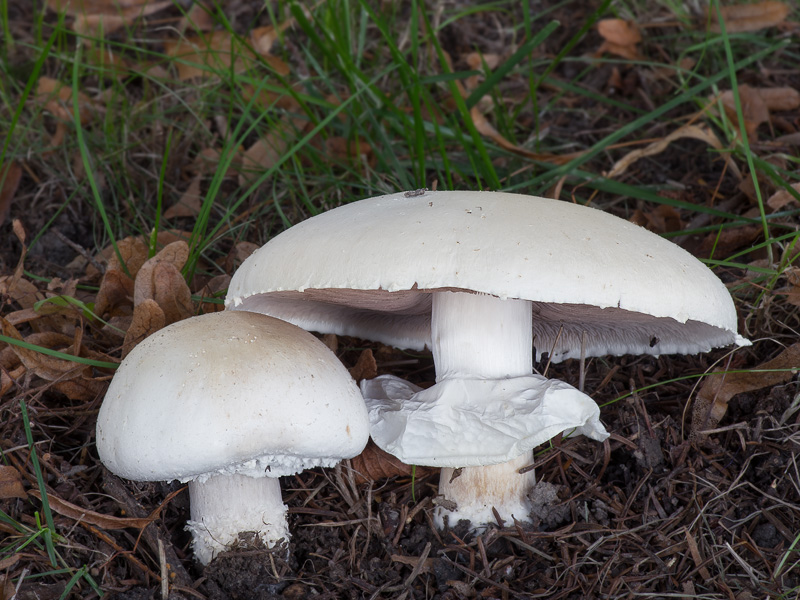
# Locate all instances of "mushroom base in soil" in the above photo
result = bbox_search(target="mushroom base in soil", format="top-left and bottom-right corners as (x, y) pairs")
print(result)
(362, 291), (609, 528)
(95, 311), (369, 565)
(186, 473), (289, 565)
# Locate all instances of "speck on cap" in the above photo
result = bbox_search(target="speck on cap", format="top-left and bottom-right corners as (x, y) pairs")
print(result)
(225, 190), (748, 360)
(96, 311), (369, 483)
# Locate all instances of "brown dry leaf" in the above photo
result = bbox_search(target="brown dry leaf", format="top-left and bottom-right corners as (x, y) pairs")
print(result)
(164, 31), (289, 81)
(757, 87), (800, 111)
(0, 161), (22, 226)
(767, 182), (800, 211)
(0, 573), (16, 600)
(197, 274), (230, 314)
(630, 204), (685, 234)
(697, 225), (761, 259)
(470, 106), (581, 165)
(709, 1), (791, 33)
(163, 175), (203, 219)
(596, 19), (642, 60)
(325, 136), (375, 167)
(180, 1), (216, 33)
(94, 269), (134, 318)
(464, 52), (501, 90)
(30, 489), (162, 530)
(54, 375), (108, 402)
(606, 123), (741, 180)
(36, 76), (95, 124)
(691, 343), (800, 439)
(348, 349), (378, 382)
(55, 0), (171, 37)
(785, 267), (800, 307)
(239, 117), (305, 185)
(133, 241), (193, 325)
(0, 465), (26, 500)
(349, 440), (434, 484)
(223, 241), (259, 274)
(718, 85), (771, 139)
(122, 298), (166, 358)
(0, 318), (86, 381)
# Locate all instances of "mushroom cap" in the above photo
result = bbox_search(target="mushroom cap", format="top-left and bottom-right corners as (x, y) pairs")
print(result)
(96, 311), (369, 482)
(226, 190), (747, 361)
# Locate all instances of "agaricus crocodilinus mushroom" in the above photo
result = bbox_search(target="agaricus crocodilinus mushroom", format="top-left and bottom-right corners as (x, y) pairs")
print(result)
(224, 190), (748, 528)
(96, 310), (369, 564)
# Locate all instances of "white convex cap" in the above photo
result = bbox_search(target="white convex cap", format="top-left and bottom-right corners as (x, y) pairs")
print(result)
(225, 190), (748, 361)
(97, 311), (369, 482)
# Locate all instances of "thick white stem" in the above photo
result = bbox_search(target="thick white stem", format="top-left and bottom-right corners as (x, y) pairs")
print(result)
(431, 291), (532, 380)
(431, 291), (536, 527)
(186, 473), (289, 565)
(435, 453), (536, 529)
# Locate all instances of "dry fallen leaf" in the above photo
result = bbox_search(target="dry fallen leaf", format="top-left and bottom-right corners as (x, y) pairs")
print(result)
(164, 31), (289, 81)
(470, 106), (582, 165)
(606, 123), (741, 180)
(0, 465), (26, 500)
(596, 19), (642, 60)
(122, 298), (166, 358)
(767, 182), (800, 211)
(784, 267), (800, 307)
(709, 1), (791, 33)
(133, 241), (193, 325)
(349, 440), (434, 484)
(757, 87), (800, 111)
(348, 349), (378, 382)
(630, 204), (685, 234)
(163, 175), (203, 219)
(718, 85), (770, 139)
(691, 343), (800, 439)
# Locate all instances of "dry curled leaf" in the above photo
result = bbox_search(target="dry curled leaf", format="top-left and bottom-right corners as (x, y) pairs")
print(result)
(164, 175), (203, 219)
(606, 123), (741, 180)
(709, 1), (791, 33)
(164, 31), (289, 81)
(0, 318), (84, 381)
(133, 241), (193, 325)
(691, 343), (800, 440)
(30, 488), (162, 530)
(349, 440), (434, 484)
(718, 85), (770, 139)
(122, 298), (166, 358)
(596, 19), (642, 60)
(767, 182), (800, 211)
(348, 349), (378, 382)
(0, 465), (26, 500)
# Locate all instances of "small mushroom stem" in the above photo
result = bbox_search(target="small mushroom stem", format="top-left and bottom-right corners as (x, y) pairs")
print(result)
(186, 473), (289, 565)
(431, 291), (537, 527)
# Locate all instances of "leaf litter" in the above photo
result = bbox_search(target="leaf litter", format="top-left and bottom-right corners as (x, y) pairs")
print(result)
(2, 1), (800, 599)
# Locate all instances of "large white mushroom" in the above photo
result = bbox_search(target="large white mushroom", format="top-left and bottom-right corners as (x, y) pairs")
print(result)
(224, 190), (748, 527)
(96, 311), (369, 564)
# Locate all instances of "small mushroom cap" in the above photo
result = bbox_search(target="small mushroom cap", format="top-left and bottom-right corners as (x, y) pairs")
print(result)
(96, 311), (369, 482)
(226, 190), (747, 361)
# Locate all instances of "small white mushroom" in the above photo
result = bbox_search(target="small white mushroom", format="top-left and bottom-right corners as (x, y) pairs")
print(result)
(96, 311), (369, 564)
(224, 190), (748, 528)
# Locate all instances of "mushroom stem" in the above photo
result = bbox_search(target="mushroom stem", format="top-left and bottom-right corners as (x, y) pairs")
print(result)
(431, 291), (532, 380)
(186, 473), (289, 565)
(435, 453), (536, 529)
(431, 291), (536, 526)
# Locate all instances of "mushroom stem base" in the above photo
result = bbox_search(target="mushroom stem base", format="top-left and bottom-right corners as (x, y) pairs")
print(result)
(186, 473), (289, 565)
(434, 453), (536, 529)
